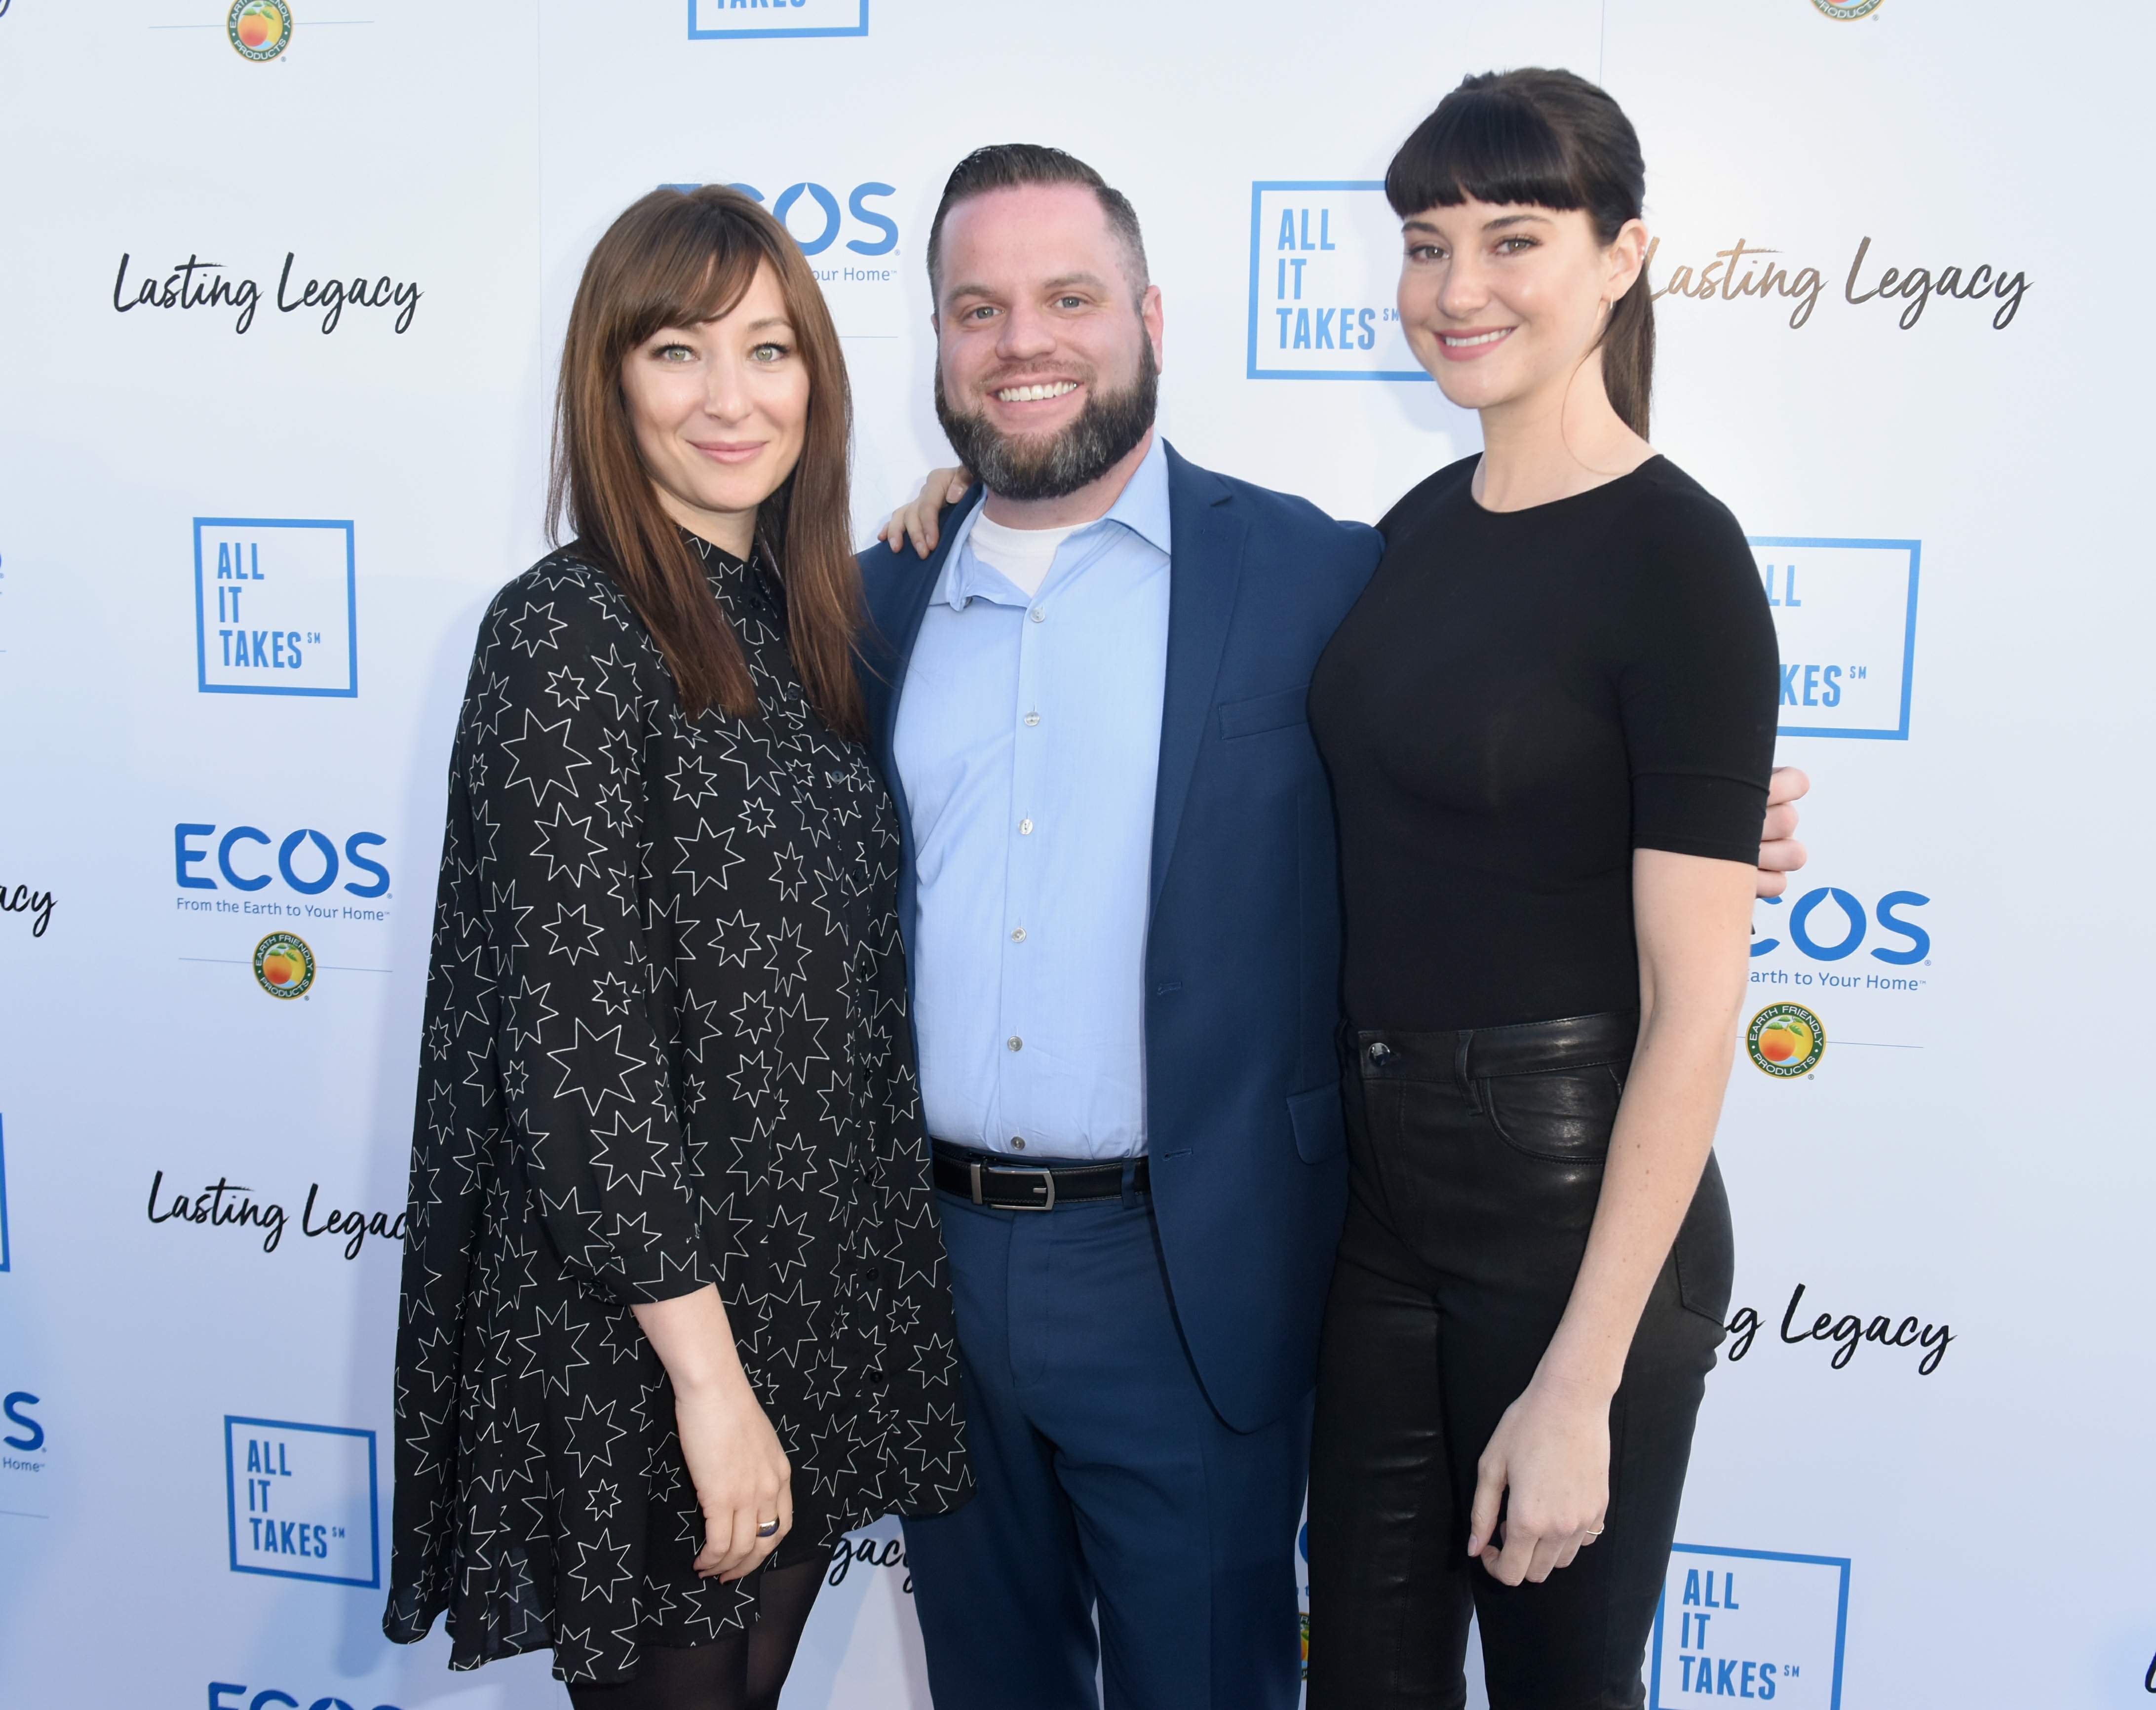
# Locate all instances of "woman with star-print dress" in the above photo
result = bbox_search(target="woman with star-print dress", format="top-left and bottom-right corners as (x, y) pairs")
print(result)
(384, 186), (969, 1710)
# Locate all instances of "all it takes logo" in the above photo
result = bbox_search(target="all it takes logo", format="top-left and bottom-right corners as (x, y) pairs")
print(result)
(1650, 1546), (1850, 1707)
(193, 518), (357, 697)
(229, 0), (292, 60)
(690, 0), (866, 39)
(225, 1416), (379, 1586)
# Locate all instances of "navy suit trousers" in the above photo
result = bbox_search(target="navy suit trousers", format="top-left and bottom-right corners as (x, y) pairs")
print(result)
(902, 1183), (1309, 1710)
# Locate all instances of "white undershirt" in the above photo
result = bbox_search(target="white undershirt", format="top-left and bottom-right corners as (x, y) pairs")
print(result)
(964, 513), (1085, 598)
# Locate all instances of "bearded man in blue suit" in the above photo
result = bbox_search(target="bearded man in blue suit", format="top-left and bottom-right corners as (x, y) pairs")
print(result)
(858, 145), (1795, 1710)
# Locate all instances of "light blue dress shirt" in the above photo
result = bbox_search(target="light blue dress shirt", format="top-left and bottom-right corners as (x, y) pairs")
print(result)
(892, 434), (1173, 1160)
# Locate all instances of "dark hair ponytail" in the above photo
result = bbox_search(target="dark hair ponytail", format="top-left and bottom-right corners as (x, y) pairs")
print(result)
(1386, 67), (1655, 436)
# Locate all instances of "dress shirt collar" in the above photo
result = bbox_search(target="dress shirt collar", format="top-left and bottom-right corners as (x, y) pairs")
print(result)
(932, 430), (1172, 612)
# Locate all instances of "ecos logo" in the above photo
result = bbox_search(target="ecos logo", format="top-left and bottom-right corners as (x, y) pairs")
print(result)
(175, 824), (390, 898)
(210, 1685), (401, 1710)
(664, 179), (898, 260)
(1246, 182), (1428, 381)
(1752, 887), (1928, 966)
(193, 518), (358, 698)
(1649, 1546), (1849, 1707)
(3, 1384), (45, 1499)
(3, 1391), (41, 1454)
(689, 0), (867, 39)
(1752, 886), (1929, 1003)
(1750, 537), (1919, 740)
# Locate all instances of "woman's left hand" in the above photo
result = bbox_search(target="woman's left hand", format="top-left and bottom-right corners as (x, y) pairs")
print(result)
(1467, 1373), (1612, 1585)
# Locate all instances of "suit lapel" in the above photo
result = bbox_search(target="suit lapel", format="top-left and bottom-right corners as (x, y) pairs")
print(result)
(1151, 445), (1246, 906)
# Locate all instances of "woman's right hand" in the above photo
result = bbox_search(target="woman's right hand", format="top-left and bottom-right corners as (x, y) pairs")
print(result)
(674, 1373), (793, 1581)
(879, 466), (971, 558)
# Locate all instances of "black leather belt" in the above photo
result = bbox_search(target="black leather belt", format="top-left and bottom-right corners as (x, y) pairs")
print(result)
(931, 1141), (1148, 1210)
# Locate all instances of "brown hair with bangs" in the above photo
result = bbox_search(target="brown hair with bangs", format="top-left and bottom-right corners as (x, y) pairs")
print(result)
(547, 184), (865, 738)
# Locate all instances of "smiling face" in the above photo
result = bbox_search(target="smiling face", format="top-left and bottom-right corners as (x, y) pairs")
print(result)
(1395, 199), (1646, 419)
(618, 260), (808, 557)
(931, 183), (1163, 508)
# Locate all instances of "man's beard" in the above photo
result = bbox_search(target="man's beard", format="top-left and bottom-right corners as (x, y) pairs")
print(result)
(934, 338), (1159, 503)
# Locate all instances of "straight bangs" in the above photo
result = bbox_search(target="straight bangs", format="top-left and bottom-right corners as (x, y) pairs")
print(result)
(1385, 83), (1587, 218)
(604, 203), (764, 364)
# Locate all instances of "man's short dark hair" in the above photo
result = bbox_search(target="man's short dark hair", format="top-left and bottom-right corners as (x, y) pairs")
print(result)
(925, 144), (1150, 300)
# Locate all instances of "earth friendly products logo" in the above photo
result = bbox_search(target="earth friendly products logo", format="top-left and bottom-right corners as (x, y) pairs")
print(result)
(228, 0), (292, 60)
(1748, 1003), (1824, 1078)
(1811, 0), (1884, 17)
(254, 932), (315, 999)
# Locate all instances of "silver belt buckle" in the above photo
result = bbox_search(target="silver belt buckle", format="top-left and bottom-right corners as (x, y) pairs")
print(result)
(998, 1165), (1058, 1211)
(967, 1161), (1058, 1210)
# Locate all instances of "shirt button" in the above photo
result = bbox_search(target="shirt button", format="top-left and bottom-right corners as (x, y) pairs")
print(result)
(1018, 817), (1034, 835)
(1010, 928), (1027, 942)
(1024, 712), (1041, 727)
(1010, 1136), (1027, 1151)
(1007, 1036), (1023, 1052)
(1029, 608), (1045, 623)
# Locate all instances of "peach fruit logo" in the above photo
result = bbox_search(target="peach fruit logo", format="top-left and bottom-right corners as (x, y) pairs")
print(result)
(1747, 1002), (1824, 1078)
(228, 0), (292, 61)
(254, 931), (316, 999)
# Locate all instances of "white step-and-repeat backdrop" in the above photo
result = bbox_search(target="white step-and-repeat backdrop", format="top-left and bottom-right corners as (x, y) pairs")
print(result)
(2, 1), (2151, 1706)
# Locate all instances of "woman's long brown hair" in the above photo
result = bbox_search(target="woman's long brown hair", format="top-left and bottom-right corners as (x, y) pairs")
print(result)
(547, 185), (865, 738)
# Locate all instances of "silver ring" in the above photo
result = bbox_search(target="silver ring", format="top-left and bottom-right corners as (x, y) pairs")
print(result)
(756, 1518), (780, 1538)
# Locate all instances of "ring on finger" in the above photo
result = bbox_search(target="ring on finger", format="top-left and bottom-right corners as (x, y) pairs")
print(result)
(756, 1518), (780, 1538)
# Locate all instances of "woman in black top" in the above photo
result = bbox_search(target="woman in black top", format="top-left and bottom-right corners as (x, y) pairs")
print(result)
(1304, 72), (1780, 1708)
(384, 187), (969, 1710)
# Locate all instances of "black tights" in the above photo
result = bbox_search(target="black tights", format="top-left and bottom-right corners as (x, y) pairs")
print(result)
(566, 1555), (829, 1710)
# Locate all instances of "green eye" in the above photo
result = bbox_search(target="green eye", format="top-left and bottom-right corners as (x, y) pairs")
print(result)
(750, 342), (791, 363)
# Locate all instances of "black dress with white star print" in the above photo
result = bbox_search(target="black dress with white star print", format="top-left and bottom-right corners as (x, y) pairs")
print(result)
(383, 539), (970, 1685)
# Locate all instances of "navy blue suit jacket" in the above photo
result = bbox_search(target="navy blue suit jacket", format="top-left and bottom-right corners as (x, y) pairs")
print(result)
(857, 441), (1383, 1432)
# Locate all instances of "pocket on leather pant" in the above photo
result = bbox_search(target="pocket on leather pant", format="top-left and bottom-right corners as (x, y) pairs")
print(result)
(1671, 1153), (1735, 1328)
(1477, 1064), (1623, 1164)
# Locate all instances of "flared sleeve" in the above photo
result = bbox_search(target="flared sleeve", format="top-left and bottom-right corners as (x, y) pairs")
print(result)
(464, 568), (712, 1304)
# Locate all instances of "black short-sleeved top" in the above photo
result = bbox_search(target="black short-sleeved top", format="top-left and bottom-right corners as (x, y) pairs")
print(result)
(1308, 455), (1780, 1032)
(384, 539), (970, 1686)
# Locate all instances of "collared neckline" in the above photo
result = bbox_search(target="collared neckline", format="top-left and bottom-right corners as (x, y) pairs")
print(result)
(933, 432), (1172, 612)
(683, 528), (783, 618)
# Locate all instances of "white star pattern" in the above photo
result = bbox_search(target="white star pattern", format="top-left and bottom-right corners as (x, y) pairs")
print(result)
(386, 545), (968, 1688)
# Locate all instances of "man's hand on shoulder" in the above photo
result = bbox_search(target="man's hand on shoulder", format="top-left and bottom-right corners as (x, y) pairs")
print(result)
(1755, 766), (1809, 898)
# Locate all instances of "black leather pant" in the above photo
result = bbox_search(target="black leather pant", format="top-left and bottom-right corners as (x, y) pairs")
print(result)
(1306, 1012), (1733, 1710)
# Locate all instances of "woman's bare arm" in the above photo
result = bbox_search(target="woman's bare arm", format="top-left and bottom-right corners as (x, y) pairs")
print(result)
(1467, 847), (1755, 1585)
